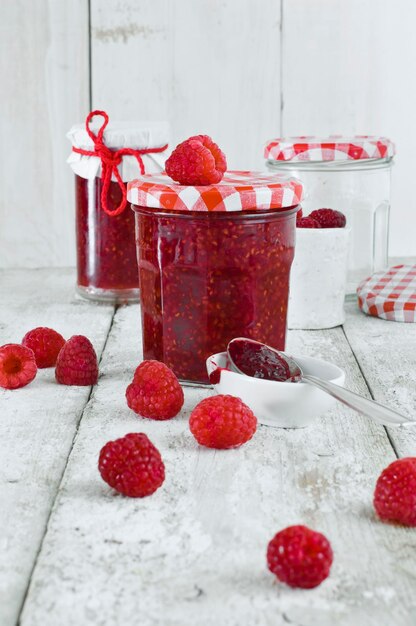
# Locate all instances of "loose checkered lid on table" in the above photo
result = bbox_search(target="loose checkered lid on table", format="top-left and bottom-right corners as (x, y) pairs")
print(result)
(264, 136), (395, 162)
(357, 265), (416, 323)
(127, 171), (303, 212)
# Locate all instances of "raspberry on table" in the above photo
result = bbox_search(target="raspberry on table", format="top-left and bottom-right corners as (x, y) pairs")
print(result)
(55, 335), (98, 386)
(295, 207), (303, 225)
(22, 327), (65, 368)
(297, 216), (321, 229)
(309, 208), (346, 228)
(126, 360), (184, 420)
(98, 432), (165, 498)
(165, 135), (227, 185)
(189, 394), (257, 449)
(267, 525), (333, 589)
(0, 344), (37, 389)
(374, 457), (416, 526)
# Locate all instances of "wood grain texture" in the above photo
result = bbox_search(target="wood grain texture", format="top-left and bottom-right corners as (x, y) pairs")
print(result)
(0, 269), (114, 626)
(91, 0), (281, 170)
(343, 301), (416, 458)
(282, 0), (416, 257)
(17, 301), (416, 626)
(0, 0), (89, 269)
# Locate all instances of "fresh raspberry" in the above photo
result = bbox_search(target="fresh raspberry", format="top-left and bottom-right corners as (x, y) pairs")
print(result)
(309, 208), (346, 228)
(55, 335), (98, 386)
(267, 525), (333, 589)
(165, 135), (227, 185)
(297, 216), (321, 228)
(0, 344), (37, 389)
(295, 207), (303, 225)
(374, 458), (416, 526)
(98, 433), (165, 497)
(189, 394), (257, 449)
(126, 360), (184, 420)
(22, 327), (65, 368)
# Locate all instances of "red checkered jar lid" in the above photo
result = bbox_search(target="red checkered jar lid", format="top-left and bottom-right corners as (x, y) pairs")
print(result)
(357, 265), (416, 323)
(127, 171), (303, 212)
(264, 136), (395, 162)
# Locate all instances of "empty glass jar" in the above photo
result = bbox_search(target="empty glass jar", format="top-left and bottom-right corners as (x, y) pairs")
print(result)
(264, 136), (395, 294)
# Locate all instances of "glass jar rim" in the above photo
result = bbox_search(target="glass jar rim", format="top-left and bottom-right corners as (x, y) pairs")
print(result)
(131, 204), (300, 219)
(266, 157), (393, 172)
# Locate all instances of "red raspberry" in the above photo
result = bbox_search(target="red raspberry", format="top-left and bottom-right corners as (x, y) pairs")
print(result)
(22, 327), (65, 368)
(55, 335), (98, 386)
(165, 135), (227, 185)
(98, 433), (165, 497)
(189, 394), (257, 449)
(0, 344), (37, 389)
(297, 216), (321, 228)
(309, 208), (346, 228)
(295, 207), (303, 225)
(374, 458), (416, 526)
(267, 525), (333, 589)
(126, 360), (184, 420)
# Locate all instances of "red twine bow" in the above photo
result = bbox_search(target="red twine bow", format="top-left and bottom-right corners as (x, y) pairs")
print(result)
(72, 110), (168, 216)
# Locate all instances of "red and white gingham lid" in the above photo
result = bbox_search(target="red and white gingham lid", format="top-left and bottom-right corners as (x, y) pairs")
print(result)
(264, 136), (395, 162)
(127, 171), (303, 212)
(357, 265), (416, 323)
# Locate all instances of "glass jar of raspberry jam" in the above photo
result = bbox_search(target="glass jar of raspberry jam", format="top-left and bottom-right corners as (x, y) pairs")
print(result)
(264, 136), (395, 295)
(67, 111), (169, 302)
(128, 171), (303, 384)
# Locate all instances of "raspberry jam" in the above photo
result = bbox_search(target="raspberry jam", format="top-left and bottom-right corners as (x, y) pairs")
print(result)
(75, 175), (139, 301)
(134, 207), (297, 384)
(227, 338), (291, 381)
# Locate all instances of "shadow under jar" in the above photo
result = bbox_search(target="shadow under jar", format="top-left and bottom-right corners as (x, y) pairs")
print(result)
(67, 114), (169, 303)
(128, 171), (303, 385)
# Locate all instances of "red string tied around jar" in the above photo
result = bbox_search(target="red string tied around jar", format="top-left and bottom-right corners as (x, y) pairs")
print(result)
(72, 110), (168, 217)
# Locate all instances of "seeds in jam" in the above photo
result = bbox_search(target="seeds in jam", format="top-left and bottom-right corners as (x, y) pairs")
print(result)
(136, 208), (296, 384)
(75, 175), (139, 292)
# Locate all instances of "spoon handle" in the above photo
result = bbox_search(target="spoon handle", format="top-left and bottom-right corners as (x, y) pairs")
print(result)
(303, 375), (414, 426)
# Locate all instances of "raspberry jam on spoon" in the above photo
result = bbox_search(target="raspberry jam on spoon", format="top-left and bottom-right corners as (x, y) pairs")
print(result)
(227, 337), (299, 382)
(226, 337), (414, 426)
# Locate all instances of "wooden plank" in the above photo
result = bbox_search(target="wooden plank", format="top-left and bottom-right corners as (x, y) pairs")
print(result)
(281, 0), (416, 257)
(91, 0), (281, 170)
(19, 306), (416, 625)
(0, 269), (114, 626)
(343, 300), (416, 458)
(0, 0), (89, 268)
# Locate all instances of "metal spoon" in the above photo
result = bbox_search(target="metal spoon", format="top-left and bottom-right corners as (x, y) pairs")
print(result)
(227, 338), (414, 427)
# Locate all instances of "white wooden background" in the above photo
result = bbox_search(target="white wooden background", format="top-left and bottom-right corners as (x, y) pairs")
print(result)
(1, 0), (415, 268)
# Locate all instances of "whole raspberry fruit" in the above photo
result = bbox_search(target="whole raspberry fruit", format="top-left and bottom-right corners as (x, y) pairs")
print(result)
(309, 208), (346, 228)
(297, 216), (321, 228)
(126, 360), (184, 420)
(374, 458), (416, 526)
(295, 207), (303, 225)
(55, 335), (98, 386)
(0, 344), (37, 389)
(22, 327), (65, 368)
(189, 394), (257, 449)
(98, 433), (165, 497)
(165, 135), (227, 185)
(267, 525), (333, 589)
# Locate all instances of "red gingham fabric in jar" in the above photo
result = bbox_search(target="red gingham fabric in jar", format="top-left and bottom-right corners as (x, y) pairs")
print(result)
(264, 136), (395, 162)
(357, 265), (416, 323)
(127, 171), (303, 212)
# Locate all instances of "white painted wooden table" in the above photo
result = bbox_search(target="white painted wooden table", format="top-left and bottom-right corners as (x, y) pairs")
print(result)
(1, 268), (416, 626)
